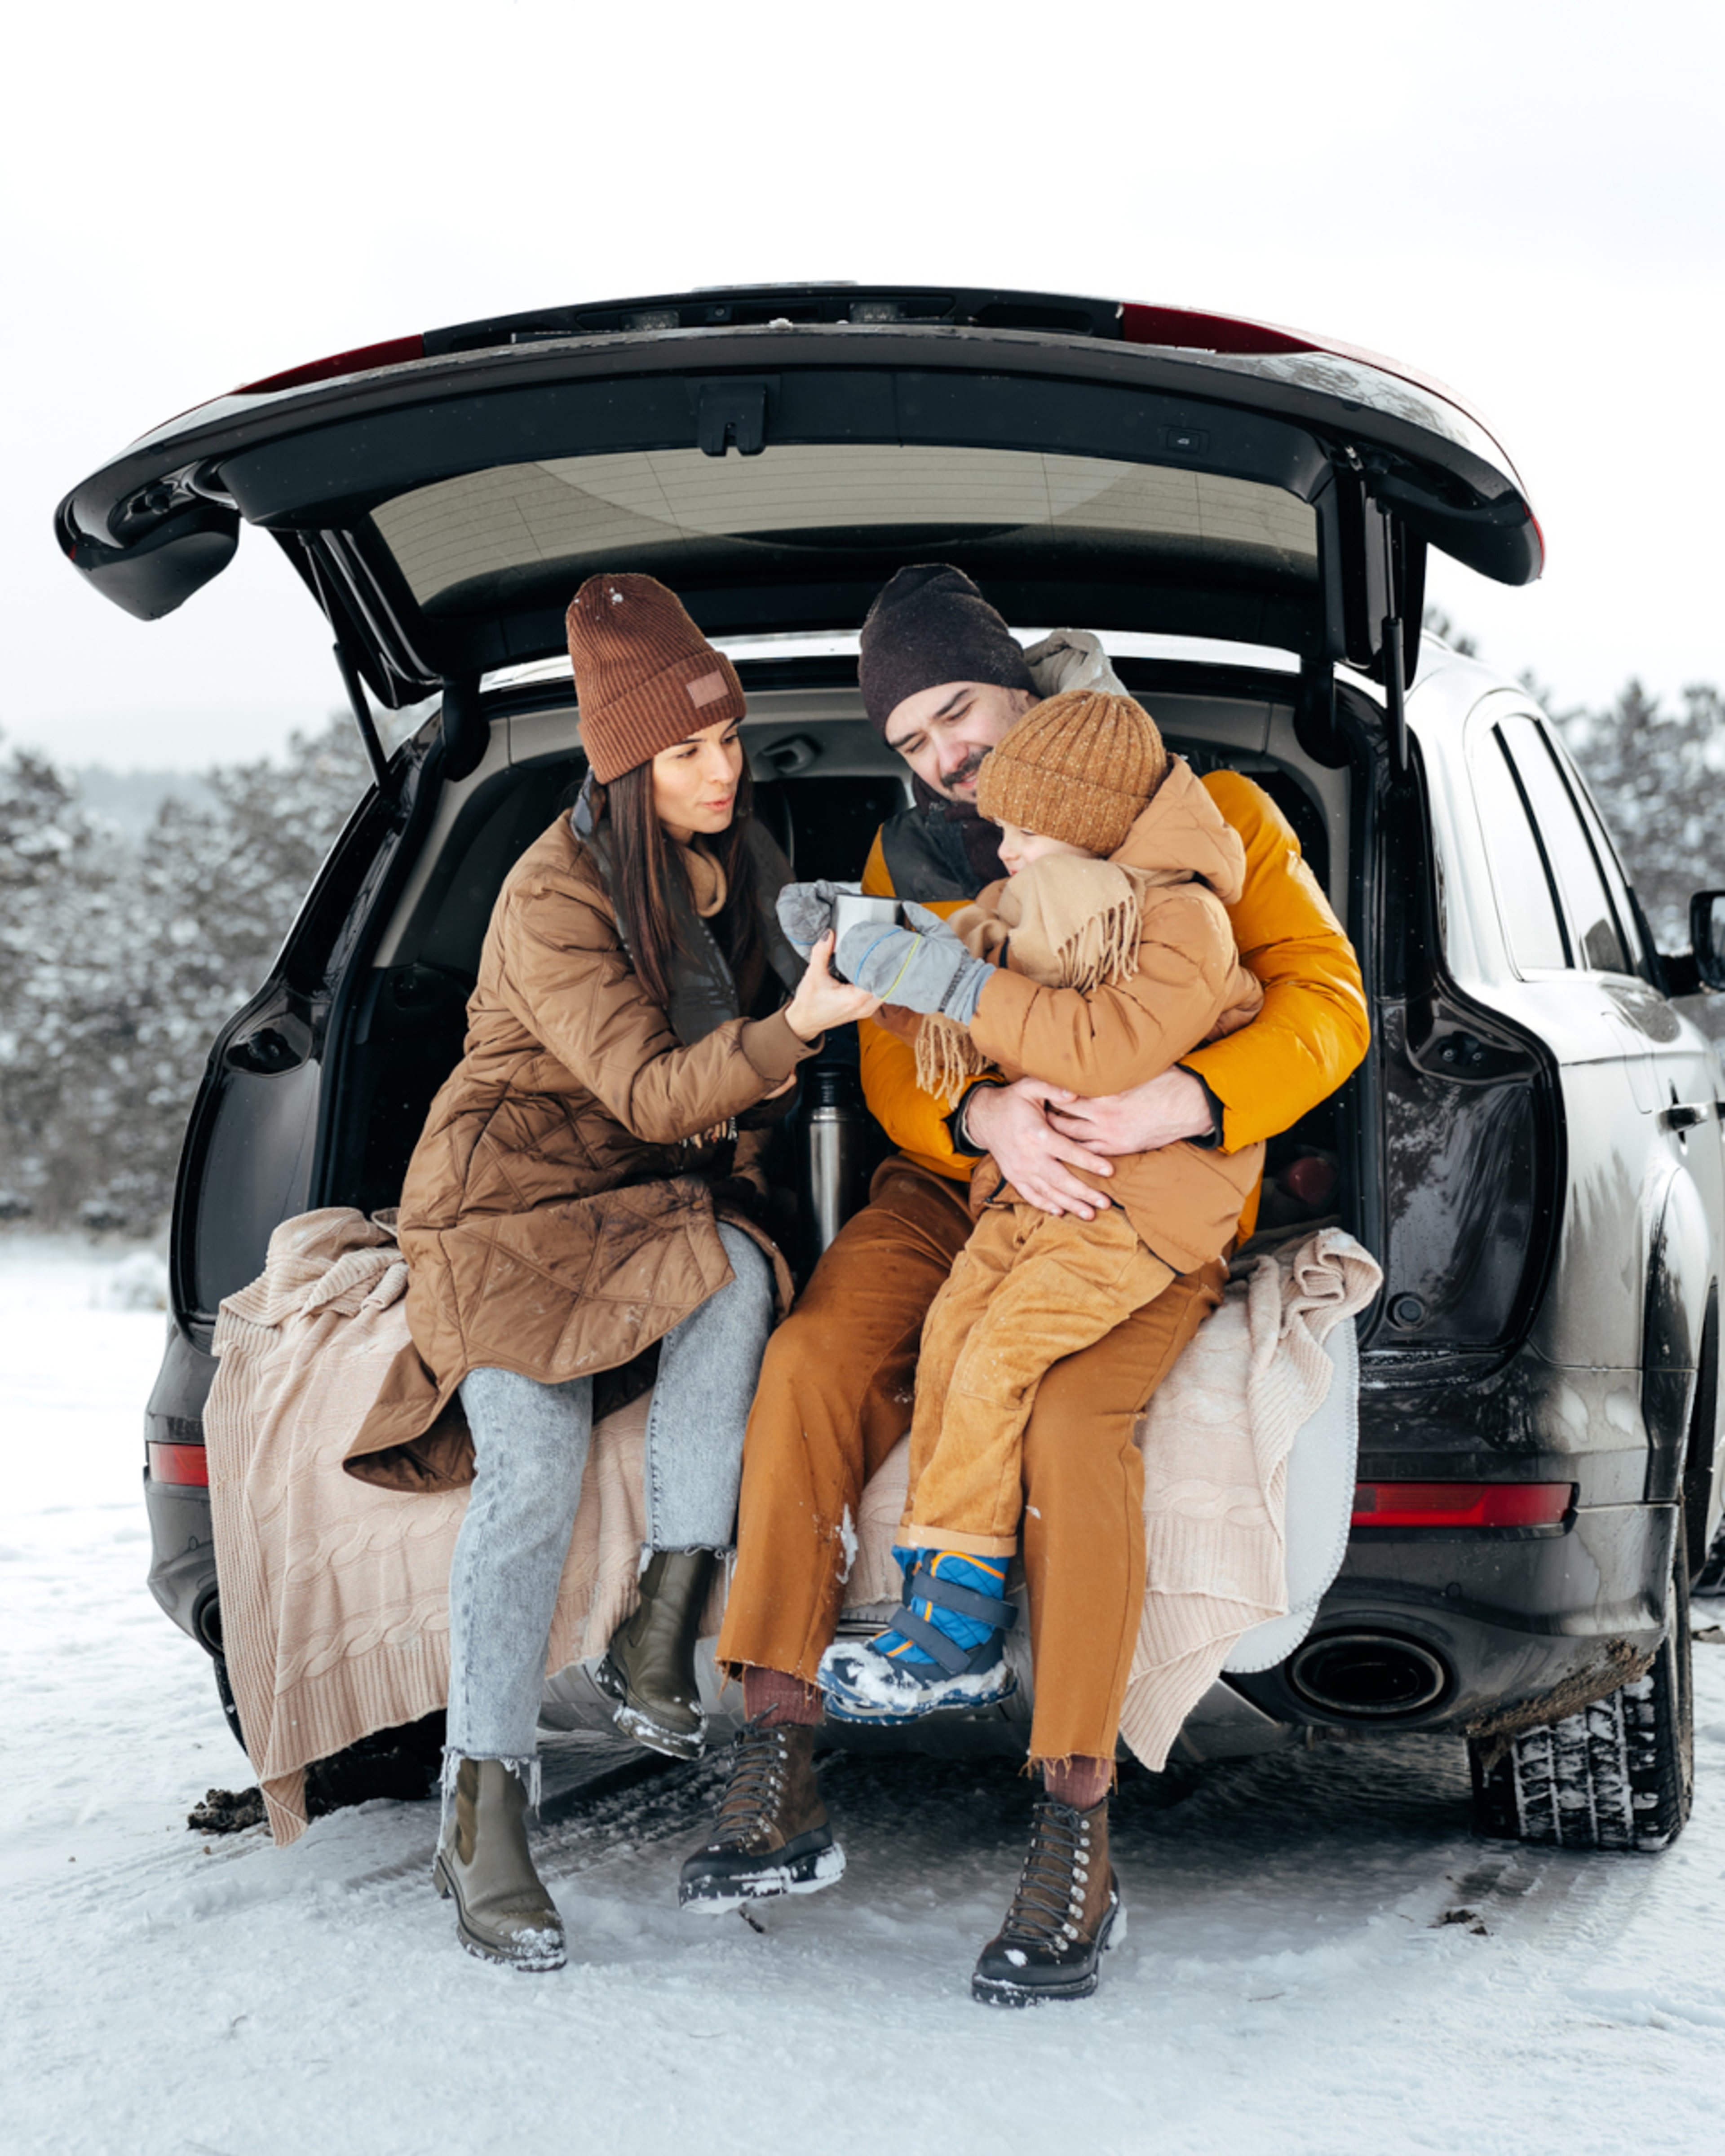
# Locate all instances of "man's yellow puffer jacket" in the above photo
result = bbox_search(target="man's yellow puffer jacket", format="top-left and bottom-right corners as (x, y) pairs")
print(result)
(857, 769), (1369, 1237)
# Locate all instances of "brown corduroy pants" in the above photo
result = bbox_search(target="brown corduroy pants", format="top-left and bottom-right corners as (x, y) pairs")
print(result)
(717, 1158), (1226, 1765)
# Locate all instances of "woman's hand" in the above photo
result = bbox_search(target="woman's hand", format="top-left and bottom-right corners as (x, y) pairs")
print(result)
(784, 932), (883, 1042)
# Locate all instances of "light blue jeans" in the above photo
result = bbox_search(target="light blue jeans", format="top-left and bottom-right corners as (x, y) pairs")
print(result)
(445, 1223), (774, 1788)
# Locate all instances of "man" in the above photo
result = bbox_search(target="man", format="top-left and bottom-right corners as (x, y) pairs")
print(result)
(683, 566), (1369, 2004)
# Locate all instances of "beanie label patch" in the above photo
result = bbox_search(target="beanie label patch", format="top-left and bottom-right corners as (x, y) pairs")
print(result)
(686, 669), (730, 709)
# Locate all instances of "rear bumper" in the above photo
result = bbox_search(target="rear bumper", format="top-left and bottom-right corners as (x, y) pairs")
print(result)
(1229, 1501), (1676, 1736)
(144, 1473), (217, 1646)
(144, 1411), (1675, 1751)
(143, 1320), (219, 1644)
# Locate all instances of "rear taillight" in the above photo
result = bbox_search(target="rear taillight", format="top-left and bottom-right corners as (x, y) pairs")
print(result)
(1352, 1481), (1572, 1529)
(234, 335), (425, 395)
(147, 1441), (209, 1487)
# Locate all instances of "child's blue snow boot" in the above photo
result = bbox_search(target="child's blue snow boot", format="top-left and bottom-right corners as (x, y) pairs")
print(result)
(818, 1547), (1018, 1723)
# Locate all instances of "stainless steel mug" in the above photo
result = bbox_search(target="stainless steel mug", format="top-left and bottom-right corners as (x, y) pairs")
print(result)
(831, 893), (902, 979)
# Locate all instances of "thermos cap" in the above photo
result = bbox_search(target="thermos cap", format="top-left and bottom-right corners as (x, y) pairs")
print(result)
(806, 1064), (862, 1111)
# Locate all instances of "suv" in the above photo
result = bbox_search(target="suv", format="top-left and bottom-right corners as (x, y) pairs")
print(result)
(58, 283), (1725, 1851)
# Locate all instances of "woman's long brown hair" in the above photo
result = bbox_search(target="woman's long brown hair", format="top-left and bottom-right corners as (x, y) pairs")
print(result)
(590, 754), (762, 1012)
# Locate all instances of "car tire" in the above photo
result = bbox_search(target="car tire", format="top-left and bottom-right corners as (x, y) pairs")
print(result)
(212, 1651), (248, 1757)
(1468, 1502), (1694, 1853)
(303, 1712), (446, 1815)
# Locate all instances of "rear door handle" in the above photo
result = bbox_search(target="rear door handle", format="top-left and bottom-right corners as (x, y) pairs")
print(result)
(1659, 1101), (1714, 1131)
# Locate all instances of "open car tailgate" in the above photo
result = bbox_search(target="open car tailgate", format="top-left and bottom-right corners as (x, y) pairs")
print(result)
(56, 285), (1539, 760)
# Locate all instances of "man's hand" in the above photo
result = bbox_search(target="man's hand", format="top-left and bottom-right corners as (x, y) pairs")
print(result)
(1042, 1067), (1217, 1155)
(963, 1076), (1115, 1221)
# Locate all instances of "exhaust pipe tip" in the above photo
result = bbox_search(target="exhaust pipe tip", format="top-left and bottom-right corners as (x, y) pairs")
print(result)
(1289, 1631), (1450, 1719)
(191, 1587), (224, 1656)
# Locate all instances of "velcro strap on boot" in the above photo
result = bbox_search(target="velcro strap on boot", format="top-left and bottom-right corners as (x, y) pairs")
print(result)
(903, 1564), (1019, 1631)
(886, 1602), (988, 1676)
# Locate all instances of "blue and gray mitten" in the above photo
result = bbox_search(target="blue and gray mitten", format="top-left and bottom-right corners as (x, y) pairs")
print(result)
(836, 903), (995, 1021)
(775, 880), (858, 954)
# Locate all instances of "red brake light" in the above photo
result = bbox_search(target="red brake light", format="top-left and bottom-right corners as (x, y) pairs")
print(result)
(1120, 303), (1318, 357)
(1352, 1481), (1572, 1529)
(148, 1441), (209, 1487)
(234, 335), (425, 396)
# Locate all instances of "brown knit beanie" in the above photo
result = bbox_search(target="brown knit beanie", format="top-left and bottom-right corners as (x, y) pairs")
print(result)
(976, 691), (1168, 856)
(857, 565), (1035, 734)
(565, 573), (745, 782)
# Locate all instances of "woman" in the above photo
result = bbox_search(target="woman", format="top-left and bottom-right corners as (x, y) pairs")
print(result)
(345, 573), (878, 1970)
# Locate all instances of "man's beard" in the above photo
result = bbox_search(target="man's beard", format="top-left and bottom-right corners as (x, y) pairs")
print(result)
(936, 745), (991, 798)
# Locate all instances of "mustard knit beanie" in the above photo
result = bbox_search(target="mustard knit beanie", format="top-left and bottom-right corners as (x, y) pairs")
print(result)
(976, 690), (1168, 856)
(566, 573), (745, 782)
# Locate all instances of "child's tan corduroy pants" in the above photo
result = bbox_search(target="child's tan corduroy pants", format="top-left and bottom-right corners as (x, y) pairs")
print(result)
(901, 1203), (1175, 1560)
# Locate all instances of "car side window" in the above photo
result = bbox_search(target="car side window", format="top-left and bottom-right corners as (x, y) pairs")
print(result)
(1497, 716), (1632, 975)
(1469, 725), (1569, 972)
(1539, 726), (1653, 979)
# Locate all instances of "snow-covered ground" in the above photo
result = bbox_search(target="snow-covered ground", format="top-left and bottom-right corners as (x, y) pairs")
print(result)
(4, 1237), (1723, 2156)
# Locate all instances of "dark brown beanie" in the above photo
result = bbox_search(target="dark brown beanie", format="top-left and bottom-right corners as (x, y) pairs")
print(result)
(976, 691), (1168, 857)
(857, 565), (1035, 735)
(566, 573), (745, 782)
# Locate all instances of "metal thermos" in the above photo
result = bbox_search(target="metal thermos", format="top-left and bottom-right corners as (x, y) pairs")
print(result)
(799, 1062), (867, 1267)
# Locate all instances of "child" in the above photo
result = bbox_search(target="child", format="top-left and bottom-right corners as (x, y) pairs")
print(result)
(820, 689), (1265, 1720)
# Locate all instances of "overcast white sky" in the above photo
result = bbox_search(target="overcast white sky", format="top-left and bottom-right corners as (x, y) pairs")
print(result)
(4, 0), (1720, 769)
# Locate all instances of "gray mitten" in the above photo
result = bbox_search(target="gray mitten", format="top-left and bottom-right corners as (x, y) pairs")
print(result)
(776, 880), (858, 953)
(836, 919), (995, 1023)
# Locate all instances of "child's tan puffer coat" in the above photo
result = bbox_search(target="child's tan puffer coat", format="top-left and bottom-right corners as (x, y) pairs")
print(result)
(960, 757), (1268, 1276)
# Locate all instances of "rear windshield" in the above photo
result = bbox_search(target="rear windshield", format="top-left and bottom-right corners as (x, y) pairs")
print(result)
(371, 445), (1316, 617)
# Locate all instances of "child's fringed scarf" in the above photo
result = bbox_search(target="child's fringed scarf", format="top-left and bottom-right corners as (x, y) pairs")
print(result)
(914, 855), (1150, 1105)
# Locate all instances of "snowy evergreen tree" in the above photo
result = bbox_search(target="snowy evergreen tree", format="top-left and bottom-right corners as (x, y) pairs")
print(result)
(1555, 681), (1725, 954)
(0, 742), (101, 1219)
(0, 717), (367, 1232)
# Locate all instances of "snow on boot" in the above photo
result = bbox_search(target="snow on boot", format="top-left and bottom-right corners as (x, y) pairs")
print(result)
(971, 1795), (1123, 2006)
(678, 1716), (845, 1913)
(433, 1757), (566, 1971)
(596, 1547), (714, 1760)
(819, 1550), (1017, 1723)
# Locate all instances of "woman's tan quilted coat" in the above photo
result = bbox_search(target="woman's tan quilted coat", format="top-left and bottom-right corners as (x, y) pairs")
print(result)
(345, 813), (814, 1491)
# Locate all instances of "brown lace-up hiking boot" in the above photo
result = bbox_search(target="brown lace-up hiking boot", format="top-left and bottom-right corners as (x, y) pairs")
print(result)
(432, 1758), (566, 1971)
(971, 1794), (1123, 2006)
(678, 1715), (845, 1913)
(596, 1549), (715, 1760)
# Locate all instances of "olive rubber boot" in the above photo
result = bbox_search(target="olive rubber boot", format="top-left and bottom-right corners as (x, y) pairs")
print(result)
(432, 1758), (566, 1971)
(596, 1548), (715, 1760)
(679, 1716), (845, 1912)
(971, 1795), (1123, 2006)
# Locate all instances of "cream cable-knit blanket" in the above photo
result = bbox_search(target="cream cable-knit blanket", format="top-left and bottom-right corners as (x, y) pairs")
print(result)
(205, 1209), (717, 1845)
(209, 1211), (1378, 1845)
(1123, 1226), (1380, 1766)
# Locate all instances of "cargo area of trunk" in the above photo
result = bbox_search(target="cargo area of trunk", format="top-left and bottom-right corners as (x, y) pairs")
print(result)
(315, 658), (1364, 1277)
